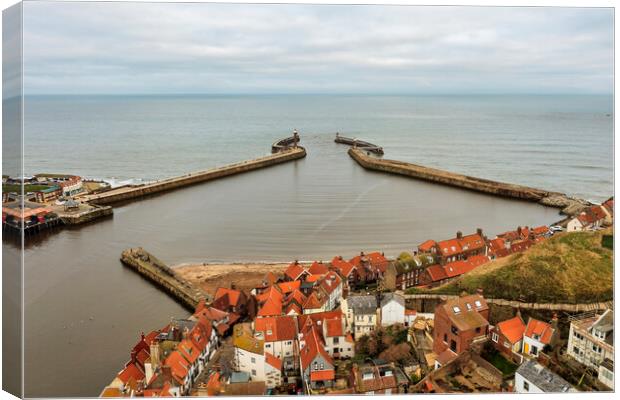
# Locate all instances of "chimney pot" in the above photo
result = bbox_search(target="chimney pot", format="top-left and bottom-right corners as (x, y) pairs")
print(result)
(456, 231), (463, 239)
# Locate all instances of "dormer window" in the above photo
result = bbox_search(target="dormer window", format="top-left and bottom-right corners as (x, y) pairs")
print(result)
(453, 306), (461, 314)
(474, 300), (482, 308)
(466, 303), (472, 311)
(267, 330), (272, 336)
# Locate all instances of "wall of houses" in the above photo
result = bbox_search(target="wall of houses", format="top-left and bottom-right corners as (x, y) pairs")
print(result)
(235, 347), (265, 382)
(381, 300), (405, 326)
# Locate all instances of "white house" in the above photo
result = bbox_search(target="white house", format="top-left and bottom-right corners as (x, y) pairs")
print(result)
(264, 352), (283, 389)
(233, 324), (265, 382)
(318, 271), (343, 311)
(321, 314), (355, 359)
(253, 316), (298, 372)
(523, 317), (556, 357)
(515, 360), (575, 393)
(566, 310), (614, 390)
(342, 295), (378, 338)
(380, 292), (405, 326)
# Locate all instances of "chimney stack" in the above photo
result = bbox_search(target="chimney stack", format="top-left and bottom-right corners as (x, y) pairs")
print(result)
(476, 288), (484, 296)
(456, 231), (463, 239)
(517, 226), (522, 236)
(476, 228), (483, 237)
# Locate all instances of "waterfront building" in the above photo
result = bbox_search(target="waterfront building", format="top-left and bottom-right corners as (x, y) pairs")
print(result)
(522, 317), (556, 357)
(342, 295), (378, 338)
(284, 260), (309, 281)
(567, 205), (609, 231)
(435, 230), (487, 265)
(379, 292), (405, 326)
(515, 360), (575, 393)
(433, 294), (489, 356)
(383, 257), (426, 290)
(419, 255), (489, 287)
(566, 310), (614, 389)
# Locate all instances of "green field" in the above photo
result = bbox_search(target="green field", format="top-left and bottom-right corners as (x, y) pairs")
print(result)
(431, 230), (613, 304)
(2, 184), (52, 194)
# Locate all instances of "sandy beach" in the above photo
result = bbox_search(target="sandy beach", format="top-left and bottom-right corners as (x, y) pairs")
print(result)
(173, 262), (291, 296)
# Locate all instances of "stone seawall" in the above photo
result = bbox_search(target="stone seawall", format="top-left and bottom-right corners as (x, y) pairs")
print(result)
(335, 134), (384, 155)
(120, 248), (207, 310)
(348, 148), (589, 214)
(58, 205), (113, 225)
(86, 147), (306, 206)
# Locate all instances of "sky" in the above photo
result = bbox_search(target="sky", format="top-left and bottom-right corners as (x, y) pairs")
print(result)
(21, 2), (614, 95)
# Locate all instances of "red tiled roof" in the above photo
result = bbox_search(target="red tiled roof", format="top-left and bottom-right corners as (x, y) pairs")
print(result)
(136, 348), (150, 368)
(496, 316), (526, 344)
(308, 261), (329, 275)
(531, 226), (549, 236)
(263, 271), (279, 286)
(324, 317), (344, 337)
(206, 372), (221, 396)
(277, 280), (301, 294)
(458, 234), (486, 252)
(331, 256), (356, 278)
(305, 274), (323, 283)
(164, 351), (190, 384)
(178, 339), (200, 365)
(426, 264), (447, 282)
(286, 303), (302, 315)
(467, 255), (489, 268)
(437, 238), (462, 257)
(254, 315), (297, 342)
(117, 362), (145, 384)
(603, 198), (614, 215)
(284, 261), (307, 281)
(319, 271), (342, 295)
(300, 326), (333, 371)
(196, 306), (229, 323)
(418, 240), (437, 252)
(524, 318), (554, 345)
(256, 286), (284, 304)
(265, 352), (283, 370)
(349, 251), (389, 273)
(303, 290), (326, 310)
(297, 310), (344, 332)
(443, 260), (473, 278)
(436, 349), (458, 366)
(287, 289), (307, 306)
(257, 298), (283, 317)
(214, 287), (243, 307)
(310, 370), (335, 381)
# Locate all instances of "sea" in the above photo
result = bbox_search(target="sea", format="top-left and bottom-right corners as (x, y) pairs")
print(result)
(6, 94), (614, 397)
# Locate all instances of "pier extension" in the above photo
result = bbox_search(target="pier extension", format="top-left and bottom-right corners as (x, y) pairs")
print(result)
(120, 247), (207, 310)
(348, 147), (590, 215)
(85, 146), (306, 206)
(334, 133), (384, 155)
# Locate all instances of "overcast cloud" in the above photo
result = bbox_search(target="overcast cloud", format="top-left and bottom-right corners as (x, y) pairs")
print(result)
(22, 3), (613, 94)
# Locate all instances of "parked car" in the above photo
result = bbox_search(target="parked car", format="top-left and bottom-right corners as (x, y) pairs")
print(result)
(549, 225), (563, 233)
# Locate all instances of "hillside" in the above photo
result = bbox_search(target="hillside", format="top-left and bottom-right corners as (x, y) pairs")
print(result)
(434, 229), (613, 304)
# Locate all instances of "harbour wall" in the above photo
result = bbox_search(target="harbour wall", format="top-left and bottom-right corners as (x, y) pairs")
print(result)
(58, 205), (113, 225)
(348, 148), (589, 214)
(335, 134), (384, 155)
(86, 147), (306, 206)
(120, 247), (207, 310)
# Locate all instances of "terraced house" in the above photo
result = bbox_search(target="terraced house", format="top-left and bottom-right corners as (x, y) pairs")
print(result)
(566, 310), (614, 390)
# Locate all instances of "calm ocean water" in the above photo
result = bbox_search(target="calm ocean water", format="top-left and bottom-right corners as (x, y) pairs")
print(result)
(24, 94), (613, 202)
(13, 94), (613, 397)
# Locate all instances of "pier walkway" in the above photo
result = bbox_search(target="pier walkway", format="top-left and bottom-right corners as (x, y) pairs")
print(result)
(121, 247), (207, 310)
(83, 147), (306, 206)
(334, 133), (384, 155)
(348, 147), (589, 214)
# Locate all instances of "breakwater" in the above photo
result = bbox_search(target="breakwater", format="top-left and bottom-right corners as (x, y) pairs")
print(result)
(334, 133), (384, 155)
(57, 204), (113, 225)
(272, 133), (300, 153)
(84, 147), (306, 206)
(348, 148), (589, 215)
(120, 247), (207, 310)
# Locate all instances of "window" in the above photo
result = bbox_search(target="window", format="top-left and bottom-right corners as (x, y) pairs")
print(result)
(531, 346), (538, 355)
(453, 306), (461, 314)
(287, 341), (292, 345)
(251, 357), (256, 364)
(333, 337), (339, 344)
(573, 346), (581, 355)
(523, 381), (529, 392)
(466, 303), (472, 311)
(451, 325), (458, 335)
(503, 341), (510, 348)
(492, 333), (499, 343)
(475, 327), (481, 334)
(252, 369), (257, 376)
(314, 362), (318, 370)
(592, 344), (602, 353)
(474, 300), (482, 308)
(444, 334), (448, 343)
(265, 344), (271, 348)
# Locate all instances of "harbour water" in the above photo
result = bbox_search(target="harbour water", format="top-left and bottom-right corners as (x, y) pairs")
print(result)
(10, 94), (613, 396)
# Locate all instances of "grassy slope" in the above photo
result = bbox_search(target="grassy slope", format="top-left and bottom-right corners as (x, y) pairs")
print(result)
(434, 229), (613, 304)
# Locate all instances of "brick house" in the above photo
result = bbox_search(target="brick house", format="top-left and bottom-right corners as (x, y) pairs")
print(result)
(489, 313), (526, 360)
(433, 294), (489, 355)
(435, 230), (487, 265)
(212, 287), (248, 316)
